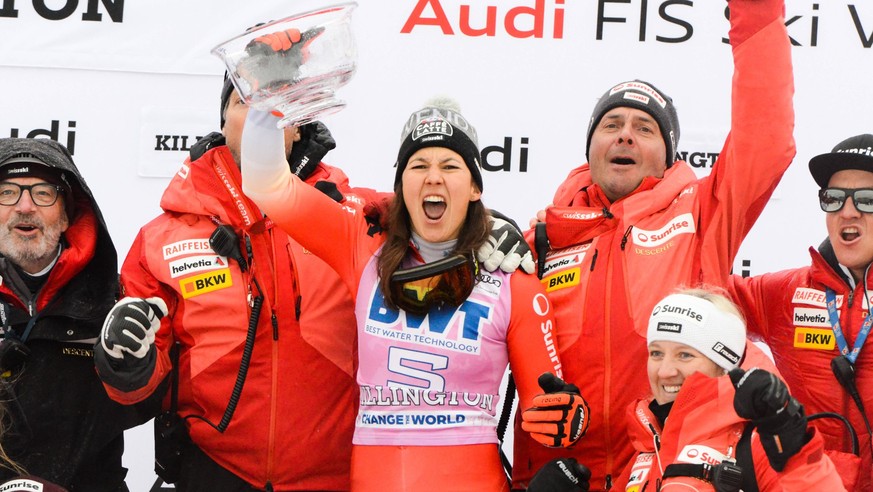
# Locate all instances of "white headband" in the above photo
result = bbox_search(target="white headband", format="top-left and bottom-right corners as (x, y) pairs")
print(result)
(647, 293), (746, 371)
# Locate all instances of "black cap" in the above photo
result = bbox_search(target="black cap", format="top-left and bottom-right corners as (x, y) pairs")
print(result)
(809, 134), (873, 189)
(395, 97), (482, 191)
(586, 80), (680, 169)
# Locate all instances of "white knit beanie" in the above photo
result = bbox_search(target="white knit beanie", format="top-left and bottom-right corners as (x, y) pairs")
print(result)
(647, 293), (746, 371)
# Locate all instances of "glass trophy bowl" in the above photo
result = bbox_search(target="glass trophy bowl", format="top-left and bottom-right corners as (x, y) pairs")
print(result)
(211, 2), (357, 128)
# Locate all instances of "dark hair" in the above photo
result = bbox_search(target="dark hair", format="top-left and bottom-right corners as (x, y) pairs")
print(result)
(377, 182), (489, 311)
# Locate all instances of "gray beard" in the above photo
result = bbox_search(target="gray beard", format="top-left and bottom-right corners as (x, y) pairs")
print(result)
(0, 213), (68, 272)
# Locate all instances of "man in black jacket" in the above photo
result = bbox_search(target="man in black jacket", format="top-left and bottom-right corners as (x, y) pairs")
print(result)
(0, 138), (149, 490)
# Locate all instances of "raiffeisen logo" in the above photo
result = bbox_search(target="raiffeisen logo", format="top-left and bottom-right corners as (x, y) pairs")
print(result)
(401, 0), (566, 39)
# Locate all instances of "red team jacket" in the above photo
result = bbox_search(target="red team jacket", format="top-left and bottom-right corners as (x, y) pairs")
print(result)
(514, 1), (795, 489)
(104, 145), (381, 490)
(730, 244), (872, 491)
(613, 373), (844, 491)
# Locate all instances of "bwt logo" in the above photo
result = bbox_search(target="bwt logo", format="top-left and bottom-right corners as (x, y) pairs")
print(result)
(0, 0), (124, 22)
(155, 134), (204, 152)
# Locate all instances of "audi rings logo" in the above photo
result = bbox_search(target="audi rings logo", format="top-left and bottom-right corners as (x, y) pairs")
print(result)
(532, 293), (550, 316)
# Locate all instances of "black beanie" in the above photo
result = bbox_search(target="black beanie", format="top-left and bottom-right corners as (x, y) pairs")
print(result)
(394, 97), (483, 191)
(586, 80), (680, 168)
(220, 74), (235, 129)
(0, 153), (75, 219)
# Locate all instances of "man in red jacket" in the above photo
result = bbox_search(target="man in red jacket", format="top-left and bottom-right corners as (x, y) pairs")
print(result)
(92, 71), (387, 490)
(729, 133), (873, 491)
(514, 0), (795, 489)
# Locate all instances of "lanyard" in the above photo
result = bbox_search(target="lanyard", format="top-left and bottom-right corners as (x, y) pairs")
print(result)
(825, 288), (873, 364)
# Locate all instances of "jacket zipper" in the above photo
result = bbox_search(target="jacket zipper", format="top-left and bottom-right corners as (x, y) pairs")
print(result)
(620, 226), (633, 251)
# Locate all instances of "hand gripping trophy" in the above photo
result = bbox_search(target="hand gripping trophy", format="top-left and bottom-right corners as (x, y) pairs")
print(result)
(212, 2), (358, 127)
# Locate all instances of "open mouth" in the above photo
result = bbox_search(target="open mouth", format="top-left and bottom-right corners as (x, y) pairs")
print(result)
(14, 224), (39, 233)
(841, 226), (861, 242)
(423, 196), (446, 220)
(611, 157), (636, 165)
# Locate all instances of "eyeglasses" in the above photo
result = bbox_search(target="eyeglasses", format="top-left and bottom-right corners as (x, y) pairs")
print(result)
(819, 188), (873, 213)
(0, 182), (64, 207)
(389, 253), (479, 315)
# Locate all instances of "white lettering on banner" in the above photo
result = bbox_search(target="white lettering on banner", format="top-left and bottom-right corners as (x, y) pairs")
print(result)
(359, 385), (497, 413)
(793, 308), (830, 328)
(792, 288), (843, 308)
(162, 239), (212, 260)
(633, 213), (696, 247)
(168, 255), (228, 278)
(678, 445), (725, 466)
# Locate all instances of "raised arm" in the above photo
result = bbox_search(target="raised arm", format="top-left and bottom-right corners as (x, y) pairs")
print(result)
(240, 109), (368, 288)
(699, 0), (795, 282)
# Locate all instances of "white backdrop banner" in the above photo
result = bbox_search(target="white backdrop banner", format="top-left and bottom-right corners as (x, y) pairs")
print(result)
(2, 0), (873, 490)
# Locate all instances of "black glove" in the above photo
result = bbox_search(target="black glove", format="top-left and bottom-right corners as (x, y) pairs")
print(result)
(478, 210), (535, 274)
(95, 297), (168, 391)
(288, 121), (336, 180)
(522, 373), (590, 448)
(527, 457), (591, 492)
(730, 368), (809, 472)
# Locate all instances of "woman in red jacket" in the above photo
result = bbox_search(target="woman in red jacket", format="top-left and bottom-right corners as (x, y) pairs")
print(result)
(528, 288), (845, 491)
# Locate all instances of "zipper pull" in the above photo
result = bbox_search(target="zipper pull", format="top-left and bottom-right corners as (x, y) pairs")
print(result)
(272, 312), (279, 340)
(621, 225), (633, 251)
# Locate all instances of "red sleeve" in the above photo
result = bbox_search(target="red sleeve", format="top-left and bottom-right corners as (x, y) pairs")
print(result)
(755, 428), (847, 491)
(728, 269), (800, 344)
(728, 0), (785, 47)
(697, 0), (795, 285)
(506, 271), (561, 412)
(245, 167), (377, 296)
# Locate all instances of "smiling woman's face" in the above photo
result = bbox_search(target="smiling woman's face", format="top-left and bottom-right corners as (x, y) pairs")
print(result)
(646, 340), (724, 405)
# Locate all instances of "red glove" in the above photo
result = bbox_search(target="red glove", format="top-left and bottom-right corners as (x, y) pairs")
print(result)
(522, 373), (590, 448)
(251, 28), (302, 52)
